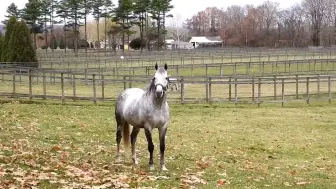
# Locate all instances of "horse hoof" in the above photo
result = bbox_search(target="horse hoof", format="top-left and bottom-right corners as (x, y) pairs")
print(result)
(161, 166), (168, 171)
(149, 165), (155, 171)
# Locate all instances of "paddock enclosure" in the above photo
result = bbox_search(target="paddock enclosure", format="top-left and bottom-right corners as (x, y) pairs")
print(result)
(1, 48), (336, 188)
(1, 48), (336, 105)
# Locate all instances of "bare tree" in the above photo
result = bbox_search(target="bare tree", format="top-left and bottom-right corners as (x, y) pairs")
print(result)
(302, 0), (327, 46)
(167, 13), (190, 45)
(278, 4), (305, 47)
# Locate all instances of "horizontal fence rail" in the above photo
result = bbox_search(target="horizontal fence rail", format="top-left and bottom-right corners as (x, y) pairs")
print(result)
(31, 49), (336, 69)
(1, 59), (336, 78)
(1, 71), (335, 106)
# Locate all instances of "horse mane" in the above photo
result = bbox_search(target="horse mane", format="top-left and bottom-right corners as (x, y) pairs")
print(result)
(144, 78), (156, 95)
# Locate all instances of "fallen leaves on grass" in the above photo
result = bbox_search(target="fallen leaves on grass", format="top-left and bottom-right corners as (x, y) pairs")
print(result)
(181, 172), (208, 188)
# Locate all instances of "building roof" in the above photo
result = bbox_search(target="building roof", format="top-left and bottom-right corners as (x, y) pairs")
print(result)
(165, 39), (175, 44)
(189, 36), (223, 43)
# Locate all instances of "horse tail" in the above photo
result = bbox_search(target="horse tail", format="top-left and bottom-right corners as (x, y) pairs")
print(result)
(123, 123), (130, 149)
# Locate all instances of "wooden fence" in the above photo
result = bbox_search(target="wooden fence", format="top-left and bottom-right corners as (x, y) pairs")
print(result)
(1, 59), (336, 84)
(1, 71), (335, 106)
(34, 50), (336, 68)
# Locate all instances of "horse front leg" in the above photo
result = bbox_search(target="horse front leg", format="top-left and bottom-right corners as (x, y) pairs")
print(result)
(144, 128), (155, 171)
(159, 126), (168, 171)
(131, 127), (140, 165)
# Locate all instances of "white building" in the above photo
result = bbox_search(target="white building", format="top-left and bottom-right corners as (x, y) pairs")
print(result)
(189, 36), (223, 48)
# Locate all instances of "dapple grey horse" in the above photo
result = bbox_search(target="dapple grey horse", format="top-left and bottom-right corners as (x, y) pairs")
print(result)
(114, 63), (170, 171)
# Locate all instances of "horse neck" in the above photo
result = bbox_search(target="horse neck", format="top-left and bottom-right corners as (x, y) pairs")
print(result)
(143, 89), (167, 110)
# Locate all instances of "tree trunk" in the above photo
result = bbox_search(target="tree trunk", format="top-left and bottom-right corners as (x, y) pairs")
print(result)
(97, 19), (100, 49)
(122, 18), (125, 52)
(157, 11), (160, 50)
(140, 12), (144, 53)
(45, 14), (48, 53)
(105, 15), (107, 54)
(64, 18), (67, 54)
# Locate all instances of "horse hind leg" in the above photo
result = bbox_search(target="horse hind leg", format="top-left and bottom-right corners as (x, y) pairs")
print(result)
(115, 121), (124, 163)
(115, 111), (127, 163)
(131, 127), (140, 165)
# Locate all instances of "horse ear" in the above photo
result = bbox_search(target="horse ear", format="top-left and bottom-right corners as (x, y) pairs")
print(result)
(155, 62), (158, 70)
(164, 63), (168, 71)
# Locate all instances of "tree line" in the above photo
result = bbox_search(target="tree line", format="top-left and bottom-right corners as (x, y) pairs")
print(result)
(184, 0), (336, 47)
(2, 0), (174, 53)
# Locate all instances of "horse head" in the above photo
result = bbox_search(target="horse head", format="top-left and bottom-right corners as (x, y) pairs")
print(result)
(152, 62), (169, 98)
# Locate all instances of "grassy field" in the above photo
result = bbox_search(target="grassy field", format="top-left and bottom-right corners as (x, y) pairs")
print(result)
(1, 100), (336, 188)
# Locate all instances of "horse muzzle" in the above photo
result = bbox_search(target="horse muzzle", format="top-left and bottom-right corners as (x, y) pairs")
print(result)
(155, 84), (167, 98)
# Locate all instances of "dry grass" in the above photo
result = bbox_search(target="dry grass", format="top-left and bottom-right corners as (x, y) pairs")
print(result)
(1, 100), (336, 188)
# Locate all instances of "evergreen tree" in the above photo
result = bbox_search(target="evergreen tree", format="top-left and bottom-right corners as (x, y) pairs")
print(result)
(82, 0), (92, 53)
(102, 0), (114, 52)
(56, 0), (71, 52)
(2, 3), (21, 24)
(22, 0), (43, 50)
(133, 0), (150, 51)
(41, 0), (53, 52)
(150, 0), (173, 49)
(113, 0), (136, 52)
(0, 33), (4, 62)
(92, 0), (104, 47)
(59, 37), (66, 49)
(7, 21), (38, 65)
(49, 37), (58, 49)
(65, 0), (85, 54)
(1, 16), (17, 62)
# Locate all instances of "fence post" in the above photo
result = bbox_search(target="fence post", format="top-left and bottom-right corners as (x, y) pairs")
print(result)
(93, 74), (96, 104)
(274, 75), (277, 100)
(73, 74), (76, 101)
(234, 78), (238, 105)
(29, 70), (32, 100)
(12, 72), (16, 97)
(258, 78), (261, 107)
(209, 77), (212, 103)
(306, 77), (310, 104)
(252, 77), (255, 103)
(123, 76), (127, 90)
(43, 72), (46, 99)
(282, 78), (285, 107)
(85, 68), (88, 85)
(328, 76), (331, 103)
(205, 77), (209, 102)
(61, 72), (64, 103)
(206, 64), (208, 76)
(229, 78), (232, 101)
(101, 75), (105, 100)
(296, 75), (299, 99)
(129, 75), (132, 88)
(180, 77), (184, 104)
(317, 75), (320, 97)
(247, 62), (251, 76)
(219, 64), (223, 76)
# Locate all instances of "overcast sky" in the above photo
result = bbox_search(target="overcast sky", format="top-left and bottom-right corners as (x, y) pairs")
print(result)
(0, 0), (302, 24)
